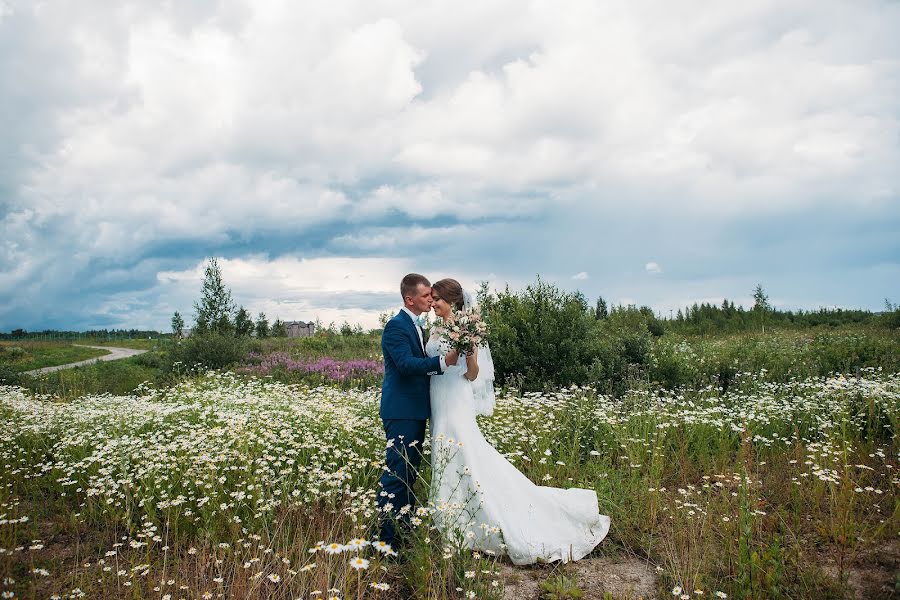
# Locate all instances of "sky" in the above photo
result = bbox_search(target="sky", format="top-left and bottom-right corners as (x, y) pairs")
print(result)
(1, 0), (899, 331)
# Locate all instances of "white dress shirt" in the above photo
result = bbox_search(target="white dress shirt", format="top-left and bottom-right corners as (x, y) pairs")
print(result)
(401, 307), (447, 371)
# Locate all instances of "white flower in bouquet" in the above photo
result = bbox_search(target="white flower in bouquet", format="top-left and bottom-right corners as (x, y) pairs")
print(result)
(434, 306), (490, 354)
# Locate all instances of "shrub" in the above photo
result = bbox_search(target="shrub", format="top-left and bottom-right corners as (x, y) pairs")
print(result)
(0, 346), (28, 361)
(481, 278), (598, 390)
(0, 364), (24, 386)
(480, 279), (659, 392)
(881, 300), (900, 330)
(170, 333), (248, 371)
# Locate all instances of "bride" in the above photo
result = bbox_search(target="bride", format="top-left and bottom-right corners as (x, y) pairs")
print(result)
(425, 278), (610, 565)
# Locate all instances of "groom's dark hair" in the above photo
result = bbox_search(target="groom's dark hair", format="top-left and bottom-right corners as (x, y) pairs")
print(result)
(401, 273), (430, 301)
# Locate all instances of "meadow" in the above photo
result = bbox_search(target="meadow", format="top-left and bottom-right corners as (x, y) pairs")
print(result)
(0, 342), (110, 375)
(0, 326), (898, 599)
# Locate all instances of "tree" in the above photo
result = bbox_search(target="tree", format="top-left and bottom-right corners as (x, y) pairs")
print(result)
(193, 258), (235, 335)
(171, 311), (185, 338)
(270, 318), (287, 337)
(595, 296), (608, 320)
(234, 306), (254, 337)
(753, 284), (770, 333)
(255, 312), (269, 338)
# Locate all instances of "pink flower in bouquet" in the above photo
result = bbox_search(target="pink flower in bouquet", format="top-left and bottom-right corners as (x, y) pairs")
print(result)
(434, 306), (490, 354)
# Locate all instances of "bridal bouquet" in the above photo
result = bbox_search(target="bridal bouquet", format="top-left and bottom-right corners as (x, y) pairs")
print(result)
(434, 306), (490, 354)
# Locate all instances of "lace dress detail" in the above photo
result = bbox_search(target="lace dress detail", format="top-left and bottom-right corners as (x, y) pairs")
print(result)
(425, 334), (610, 564)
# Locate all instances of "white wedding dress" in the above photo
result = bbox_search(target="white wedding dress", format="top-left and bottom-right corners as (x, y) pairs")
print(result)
(426, 335), (610, 565)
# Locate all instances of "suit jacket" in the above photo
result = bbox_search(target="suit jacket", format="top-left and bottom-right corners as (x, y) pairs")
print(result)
(380, 310), (442, 420)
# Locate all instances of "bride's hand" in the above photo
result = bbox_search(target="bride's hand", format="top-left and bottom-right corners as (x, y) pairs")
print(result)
(464, 348), (479, 381)
(445, 349), (460, 366)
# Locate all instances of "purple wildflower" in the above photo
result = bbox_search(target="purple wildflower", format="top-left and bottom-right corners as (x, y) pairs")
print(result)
(238, 353), (383, 382)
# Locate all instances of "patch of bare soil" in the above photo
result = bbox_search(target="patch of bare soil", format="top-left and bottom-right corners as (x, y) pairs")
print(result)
(824, 539), (900, 600)
(502, 555), (658, 600)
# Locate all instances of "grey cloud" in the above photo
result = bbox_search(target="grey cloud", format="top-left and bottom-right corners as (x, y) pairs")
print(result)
(2, 0), (899, 330)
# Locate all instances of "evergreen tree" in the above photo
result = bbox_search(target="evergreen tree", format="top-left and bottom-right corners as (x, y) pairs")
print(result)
(270, 318), (288, 337)
(193, 258), (235, 335)
(255, 312), (269, 338)
(753, 284), (770, 333)
(234, 306), (254, 337)
(595, 296), (608, 320)
(171, 311), (185, 338)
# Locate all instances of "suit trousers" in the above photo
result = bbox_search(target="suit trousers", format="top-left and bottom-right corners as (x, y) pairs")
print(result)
(376, 418), (427, 546)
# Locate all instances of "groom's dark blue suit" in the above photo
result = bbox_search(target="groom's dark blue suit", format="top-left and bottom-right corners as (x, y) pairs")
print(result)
(377, 310), (442, 546)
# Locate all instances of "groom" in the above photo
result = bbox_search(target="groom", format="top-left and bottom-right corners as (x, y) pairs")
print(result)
(376, 273), (459, 547)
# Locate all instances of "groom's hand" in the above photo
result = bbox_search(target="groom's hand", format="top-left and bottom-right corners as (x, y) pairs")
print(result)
(445, 349), (460, 366)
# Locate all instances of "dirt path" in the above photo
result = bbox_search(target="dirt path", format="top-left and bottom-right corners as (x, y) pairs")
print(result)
(501, 555), (659, 599)
(23, 344), (147, 376)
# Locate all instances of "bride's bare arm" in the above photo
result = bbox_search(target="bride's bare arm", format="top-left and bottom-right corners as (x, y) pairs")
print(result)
(464, 348), (479, 381)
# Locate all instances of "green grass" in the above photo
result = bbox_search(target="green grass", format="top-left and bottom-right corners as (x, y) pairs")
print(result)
(1, 368), (896, 599)
(21, 353), (162, 398)
(1, 327), (897, 598)
(79, 337), (172, 351)
(649, 326), (900, 391)
(0, 341), (110, 373)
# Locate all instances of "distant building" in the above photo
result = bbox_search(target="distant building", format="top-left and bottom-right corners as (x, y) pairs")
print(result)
(286, 321), (316, 338)
(179, 328), (193, 338)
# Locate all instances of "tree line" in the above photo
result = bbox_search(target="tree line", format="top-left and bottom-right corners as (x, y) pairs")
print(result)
(0, 328), (162, 341)
(662, 284), (888, 335)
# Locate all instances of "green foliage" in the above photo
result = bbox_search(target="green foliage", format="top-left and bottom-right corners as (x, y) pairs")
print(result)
(170, 333), (248, 371)
(255, 312), (269, 338)
(539, 571), (583, 599)
(882, 298), (900, 330)
(234, 306), (254, 337)
(193, 257), (235, 335)
(667, 298), (878, 335)
(481, 278), (599, 390)
(270, 318), (287, 337)
(2, 346), (27, 360)
(649, 329), (900, 391)
(0, 341), (109, 373)
(480, 278), (659, 392)
(339, 321), (363, 336)
(0, 327), (163, 341)
(0, 363), (24, 386)
(171, 311), (185, 337)
(22, 356), (159, 399)
(249, 331), (381, 360)
(2, 357), (897, 598)
(753, 284), (771, 333)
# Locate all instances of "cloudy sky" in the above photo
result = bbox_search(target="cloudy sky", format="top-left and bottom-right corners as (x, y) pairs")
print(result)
(2, 0), (898, 331)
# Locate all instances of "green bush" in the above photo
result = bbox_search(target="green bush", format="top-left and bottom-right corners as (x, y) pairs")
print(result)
(481, 279), (657, 392)
(170, 333), (248, 371)
(481, 279), (597, 390)
(881, 302), (900, 330)
(0, 346), (28, 361)
(0, 363), (24, 386)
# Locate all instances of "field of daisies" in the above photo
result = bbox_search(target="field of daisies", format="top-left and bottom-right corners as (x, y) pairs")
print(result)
(1, 347), (899, 598)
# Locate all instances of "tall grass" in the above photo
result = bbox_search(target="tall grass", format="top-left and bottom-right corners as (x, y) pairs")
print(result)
(1, 366), (896, 599)
(0, 341), (110, 373)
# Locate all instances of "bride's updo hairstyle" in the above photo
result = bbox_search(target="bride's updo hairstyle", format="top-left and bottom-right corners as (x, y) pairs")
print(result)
(432, 278), (465, 311)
